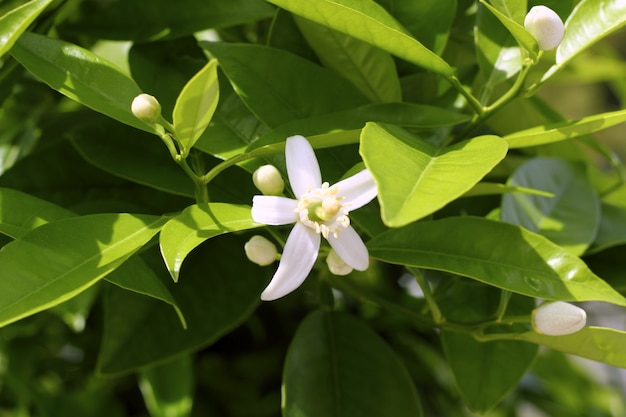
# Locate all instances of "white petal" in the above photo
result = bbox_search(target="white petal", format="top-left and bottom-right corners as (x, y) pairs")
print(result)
(334, 169), (378, 210)
(261, 223), (321, 301)
(252, 195), (298, 225)
(327, 225), (369, 271)
(286, 135), (322, 197)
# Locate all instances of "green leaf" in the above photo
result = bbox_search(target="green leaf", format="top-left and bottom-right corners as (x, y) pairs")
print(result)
(105, 255), (186, 328)
(504, 108), (626, 148)
(139, 356), (194, 417)
(0, 213), (166, 327)
(97, 235), (265, 375)
(367, 216), (626, 306)
(463, 182), (554, 198)
(516, 327), (626, 368)
(58, 0), (275, 41)
(283, 310), (423, 417)
(201, 42), (368, 127)
(501, 158), (600, 256)
(10, 32), (161, 135)
(439, 280), (537, 413)
(0, 0), (52, 59)
(360, 123), (507, 227)
(266, 0), (454, 76)
(588, 202), (626, 254)
(173, 59), (219, 153)
(479, 0), (538, 61)
(0, 187), (74, 239)
(556, 0), (626, 66)
(160, 203), (261, 282)
(295, 17), (401, 103)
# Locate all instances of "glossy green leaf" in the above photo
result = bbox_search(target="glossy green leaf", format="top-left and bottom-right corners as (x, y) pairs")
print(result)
(439, 281), (537, 413)
(139, 356), (194, 417)
(10, 32), (162, 136)
(504, 108), (626, 148)
(0, 0), (52, 59)
(295, 17), (401, 103)
(105, 256), (186, 328)
(266, 0), (454, 77)
(201, 42), (368, 127)
(463, 182), (554, 198)
(0, 213), (166, 327)
(0, 187), (74, 239)
(501, 158), (600, 256)
(98, 235), (265, 375)
(516, 327), (626, 368)
(360, 123), (507, 227)
(173, 59), (219, 153)
(160, 203), (261, 281)
(367, 216), (626, 306)
(283, 310), (423, 417)
(58, 0), (275, 41)
(556, 0), (626, 66)
(479, 0), (538, 61)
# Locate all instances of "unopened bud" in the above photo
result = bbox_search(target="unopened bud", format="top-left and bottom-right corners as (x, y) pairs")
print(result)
(252, 165), (284, 196)
(244, 235), (278, 266)
(131, 93), (162, 122)
(326, 249), (353, 276)
(524, 6), (565, 51)
(532, 301), (586, 336)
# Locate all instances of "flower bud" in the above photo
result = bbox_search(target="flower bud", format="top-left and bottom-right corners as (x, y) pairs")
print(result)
(252, 165), (285, 196)
(524, 6), (565, 51)
(244, 235), (278, 266)
(532, 301), (586, 336)
(326, 249), (353, 276)
(131, 93), (162, 122)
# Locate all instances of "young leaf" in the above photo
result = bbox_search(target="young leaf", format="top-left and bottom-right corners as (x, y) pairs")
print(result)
(0, 213), (167, 327)
(201, 42), (368, 127)
(0, 0), (52, 59)
(479, 0), (538, 61)
(516, 327), (626, 368)
(160, 203), (261, 281)
(360, 123), (507, 227)
(367, 216), (626, 306)
(504, 108), (626, 148)
(295, 17), (402, 103)
(0, 187), (74, 239)
(266, 0), (454, 77)
(10, 32), (162, 135)
(283, 310), (423, 417)
(501, 158), (600, 256)
(173, 59), (219, 154)
(139, 356), (194, 417)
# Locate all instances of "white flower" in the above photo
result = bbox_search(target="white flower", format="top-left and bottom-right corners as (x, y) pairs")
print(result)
(131, 93), (162, 122)
(326, 249), (353, 276)
(524, 6), (565, 51)
(252, 165), (285, 196)
(251, 135), (378, 301)
(244, 235), (278, 266)
(532, 301), (586, 336)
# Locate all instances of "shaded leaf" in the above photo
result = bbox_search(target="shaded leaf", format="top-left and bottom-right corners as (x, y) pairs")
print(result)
(367, 216), (626, 306)
(360, 123), (507, 227)
(284, 310), (423, 417)
(139, 356), (194, 417)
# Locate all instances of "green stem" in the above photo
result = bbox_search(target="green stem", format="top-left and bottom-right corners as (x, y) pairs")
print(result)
(446, 75), (485, 116)
(494, 290), (513, 321)
(409, 267), (444, 324)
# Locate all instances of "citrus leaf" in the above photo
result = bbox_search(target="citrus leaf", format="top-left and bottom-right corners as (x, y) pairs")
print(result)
(0, 0), (52, 59)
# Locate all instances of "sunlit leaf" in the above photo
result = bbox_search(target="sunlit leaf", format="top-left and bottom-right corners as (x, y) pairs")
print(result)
(0, 0), (52, 58)
(479, 0), (538, 61)
(360, 123), (507, 227)
(367, 216), (626, 306)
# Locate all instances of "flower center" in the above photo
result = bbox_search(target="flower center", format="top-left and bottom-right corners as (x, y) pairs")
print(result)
(295, 182), (350, 238)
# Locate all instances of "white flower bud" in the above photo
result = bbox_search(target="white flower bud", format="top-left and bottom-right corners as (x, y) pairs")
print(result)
(532, 301), (586, 336)
(326, 249), (353, 276)
(253, 165), (285, 196)
(244, 235), (277, 266)
(131, 93), (162, 122)
(524, 6), (565, 51)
